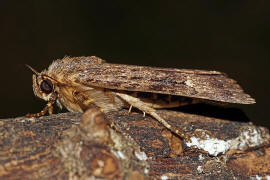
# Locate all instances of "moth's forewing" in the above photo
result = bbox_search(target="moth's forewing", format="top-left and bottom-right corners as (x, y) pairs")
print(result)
(47, 56), (255, 104)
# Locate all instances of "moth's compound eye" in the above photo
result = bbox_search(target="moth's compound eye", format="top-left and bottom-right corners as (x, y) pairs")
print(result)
(40, 79), (53, 94)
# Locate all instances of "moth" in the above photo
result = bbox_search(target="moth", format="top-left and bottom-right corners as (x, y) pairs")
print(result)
(27, 56), (255, 136)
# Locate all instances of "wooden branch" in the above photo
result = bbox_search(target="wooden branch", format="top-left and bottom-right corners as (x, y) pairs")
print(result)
(0, 107), (269, 179)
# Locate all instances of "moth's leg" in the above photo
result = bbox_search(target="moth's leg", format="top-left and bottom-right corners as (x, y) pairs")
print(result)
(128, 92), (137, 113)
(26, 101), (54, 118)
(72, 90), (97, 112)
(128, 105), (133, 113)
(116, 92), (184, 138)
(99, 108), (105, 112)
(143, 112), (146, 117)
(47, 101), (54, 115)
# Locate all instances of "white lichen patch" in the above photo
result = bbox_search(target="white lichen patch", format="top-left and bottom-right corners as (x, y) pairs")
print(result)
(186, 134), (230, 156)
(197, 166), (203, 173)
(116, 150), (126, 159)
(198, 154), (205, 161)
(250, 175), (262, 180)
(134, 151), (148, 161)
(251, 175), (270, 180)
(186, 127), (268, 156)
(144, 167), (149, 174)
(185, 79), (195, 87)
(161, 175), (168, 180)
(230, 127), (267, 150)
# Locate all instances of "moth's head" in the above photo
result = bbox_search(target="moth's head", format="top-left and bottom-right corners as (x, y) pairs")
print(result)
(26, 65), (58, 102)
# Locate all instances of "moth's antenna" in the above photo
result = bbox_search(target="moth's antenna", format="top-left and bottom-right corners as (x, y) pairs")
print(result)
(25, 64), (63, 85)
(25, 64), (40, 75)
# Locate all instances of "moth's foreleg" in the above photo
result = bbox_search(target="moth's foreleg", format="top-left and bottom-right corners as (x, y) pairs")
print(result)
(128, 105), (133, 113)
(26, 101), (54, 118)
(116, 92), (184, 138)
(47, 101), (54, 115)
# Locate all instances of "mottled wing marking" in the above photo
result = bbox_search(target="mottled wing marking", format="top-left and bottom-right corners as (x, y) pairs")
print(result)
(48, 56), (255, 104)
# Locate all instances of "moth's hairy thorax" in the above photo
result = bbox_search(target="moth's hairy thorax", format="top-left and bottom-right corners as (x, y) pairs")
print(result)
(47, 56), (105, 86)
(45, 62), (126, 113)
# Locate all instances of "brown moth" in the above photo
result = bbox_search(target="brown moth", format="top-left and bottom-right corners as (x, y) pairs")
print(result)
(27, 56), (255, 136)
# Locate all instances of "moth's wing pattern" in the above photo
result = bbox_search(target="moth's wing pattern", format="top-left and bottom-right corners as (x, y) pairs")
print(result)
(49, 56), (255, 104)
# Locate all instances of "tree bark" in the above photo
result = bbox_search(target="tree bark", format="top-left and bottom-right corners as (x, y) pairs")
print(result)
(0, 106), (269, 179)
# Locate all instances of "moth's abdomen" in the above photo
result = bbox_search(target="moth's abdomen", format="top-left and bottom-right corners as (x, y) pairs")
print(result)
(124, 91), (200, 109)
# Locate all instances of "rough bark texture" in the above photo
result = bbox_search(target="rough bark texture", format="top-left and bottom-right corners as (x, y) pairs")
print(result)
(0, 106), (269, 179)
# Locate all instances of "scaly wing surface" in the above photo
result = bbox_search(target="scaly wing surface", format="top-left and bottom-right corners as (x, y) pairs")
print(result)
(48, 56), (255, 104)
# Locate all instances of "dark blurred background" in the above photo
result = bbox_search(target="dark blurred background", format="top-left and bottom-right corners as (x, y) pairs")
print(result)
(0, 1), (269, 128)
